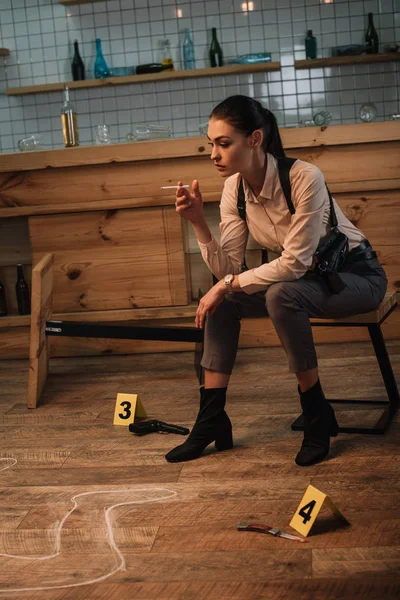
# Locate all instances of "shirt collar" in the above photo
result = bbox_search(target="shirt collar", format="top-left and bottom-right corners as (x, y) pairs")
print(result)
(243, 153), (277, 203)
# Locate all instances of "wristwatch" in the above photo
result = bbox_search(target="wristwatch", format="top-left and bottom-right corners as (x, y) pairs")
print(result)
(224, 274), (235, 294)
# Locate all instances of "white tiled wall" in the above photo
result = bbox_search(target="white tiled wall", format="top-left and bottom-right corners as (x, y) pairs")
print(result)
(0, 0), (399, 153)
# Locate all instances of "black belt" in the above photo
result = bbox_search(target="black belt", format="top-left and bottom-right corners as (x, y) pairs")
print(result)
(346, 239), (377, 265)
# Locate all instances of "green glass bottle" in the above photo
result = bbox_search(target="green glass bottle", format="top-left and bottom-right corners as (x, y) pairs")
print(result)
(305, 30), (317, 60)
(209, 28), (223, 67)
(365, 13), (379, 54)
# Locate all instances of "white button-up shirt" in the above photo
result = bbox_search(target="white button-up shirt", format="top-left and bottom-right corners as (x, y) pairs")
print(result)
(198, 153), (365, 295)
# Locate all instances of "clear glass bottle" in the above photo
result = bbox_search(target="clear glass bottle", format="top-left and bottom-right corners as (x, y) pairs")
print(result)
(209, 28), (223, 67)
(0, 276), (8, 317)
(305, 30), (317, 59)
(365, 12), (379, 54)
(182, 29), (195, 70)
(72, 39), (85, 81)
(61, 85), (79, 148)
(15, 264), (30, 316)
(161, 39), (174, 71)
(94, 38), (111, 79)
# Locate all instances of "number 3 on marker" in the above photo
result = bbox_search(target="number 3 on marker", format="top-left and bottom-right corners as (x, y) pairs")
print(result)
(118, 401), (132, 420)
(113, 393), (146, 426)
(298, 500), (316, 524)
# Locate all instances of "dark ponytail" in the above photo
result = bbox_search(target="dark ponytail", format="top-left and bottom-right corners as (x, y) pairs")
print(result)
(210, 95), (285, 157)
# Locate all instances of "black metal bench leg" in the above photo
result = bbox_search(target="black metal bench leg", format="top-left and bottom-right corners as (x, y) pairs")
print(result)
(367, 324), (400, 428)
(291, 323), (399, 435)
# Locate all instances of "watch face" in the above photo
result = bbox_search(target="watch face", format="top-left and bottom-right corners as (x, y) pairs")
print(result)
(225, 274), (234, 284)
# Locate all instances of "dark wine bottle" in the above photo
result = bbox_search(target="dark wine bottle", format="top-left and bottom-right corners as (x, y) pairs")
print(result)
(16, 264), (30, 315)
(305, 30), (317, 59)
(365, 12), (379, 54)
(72, 40), (85, 80)
(209, 28), (223, 67)
(0, 277), (8, 317)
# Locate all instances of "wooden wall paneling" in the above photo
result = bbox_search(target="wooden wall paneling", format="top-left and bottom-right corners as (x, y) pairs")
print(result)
(1, 142), (399, 219)
(49, 336), (196, 357)
(0, 156), (221, 213)
(27, 254), (53, 408)
(333, 190), (400, 246)
(29, 207), (190, 312)
(291, 142), (400, 189)
(0, 326), (30, 359)
(0, 217), (31, 265)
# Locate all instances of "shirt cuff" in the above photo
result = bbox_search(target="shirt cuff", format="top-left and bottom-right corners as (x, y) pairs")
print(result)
(197, 235), (219, 254)
(237, 269), (269, 295)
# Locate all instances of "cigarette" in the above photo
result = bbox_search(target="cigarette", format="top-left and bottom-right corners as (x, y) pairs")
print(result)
(161, 185), (189, 189)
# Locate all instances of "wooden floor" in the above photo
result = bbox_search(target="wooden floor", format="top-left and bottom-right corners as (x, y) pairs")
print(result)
(0, 340), (399, 599)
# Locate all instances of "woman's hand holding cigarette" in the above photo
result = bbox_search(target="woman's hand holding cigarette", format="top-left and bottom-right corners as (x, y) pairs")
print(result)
(175, 180), (204, 223)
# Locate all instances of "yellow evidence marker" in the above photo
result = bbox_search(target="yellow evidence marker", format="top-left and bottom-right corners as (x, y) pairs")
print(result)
(290, 484), (350, 537)
(113, 393), (147, 426)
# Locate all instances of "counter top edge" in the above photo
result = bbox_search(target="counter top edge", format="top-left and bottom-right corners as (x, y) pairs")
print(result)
(1, 122), (399, 173)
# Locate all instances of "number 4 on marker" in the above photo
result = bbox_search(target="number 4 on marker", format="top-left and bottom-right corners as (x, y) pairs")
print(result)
(298, 500), (316, 524)
(290, 484), (350, 537)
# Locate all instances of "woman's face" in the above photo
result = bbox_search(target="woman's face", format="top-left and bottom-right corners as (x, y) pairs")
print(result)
(207, 117), (262, 178)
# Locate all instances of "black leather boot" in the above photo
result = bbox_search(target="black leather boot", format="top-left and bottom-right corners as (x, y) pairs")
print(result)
(295, 379), (339, 467)
(165, 387), (233, 463)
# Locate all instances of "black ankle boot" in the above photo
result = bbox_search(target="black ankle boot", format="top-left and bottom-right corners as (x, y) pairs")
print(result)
(295, 380), (339, 467)
(165, 387), (233, 463)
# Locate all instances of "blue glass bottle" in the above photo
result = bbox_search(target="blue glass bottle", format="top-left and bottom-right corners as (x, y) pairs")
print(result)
(94, 38), (110, 79)
(182, 29), (195, 70)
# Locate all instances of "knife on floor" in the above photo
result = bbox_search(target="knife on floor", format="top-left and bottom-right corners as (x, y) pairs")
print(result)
(237, 522), (307, 542)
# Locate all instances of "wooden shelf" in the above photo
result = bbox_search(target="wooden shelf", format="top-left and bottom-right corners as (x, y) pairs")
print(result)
(295, 52), (400, 69)
(1, 122), (399, 179)
(0, 49), (10, 57)
(59, 0), (112, 5)
(5, 61), (281, 96)
(0, 315), (30, 328)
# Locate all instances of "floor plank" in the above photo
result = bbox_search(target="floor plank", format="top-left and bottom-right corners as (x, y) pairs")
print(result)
(0, 340), (399, 598)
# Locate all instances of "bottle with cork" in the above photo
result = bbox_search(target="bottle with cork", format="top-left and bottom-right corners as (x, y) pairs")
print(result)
(161, 39), (174, 71)
(61, 85), (79, 148)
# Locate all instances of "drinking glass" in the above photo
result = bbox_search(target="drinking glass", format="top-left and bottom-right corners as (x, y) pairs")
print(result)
(139, 124), (171, 140)
(313, 111), (332, 126)
(94, 124), (112, 145)
(359, 103), (377, 122)
(128, 124), (172, 141)
(17, 134), (44, 151)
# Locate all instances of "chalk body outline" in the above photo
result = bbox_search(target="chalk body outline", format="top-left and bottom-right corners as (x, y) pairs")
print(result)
(0, 458), (177, 593)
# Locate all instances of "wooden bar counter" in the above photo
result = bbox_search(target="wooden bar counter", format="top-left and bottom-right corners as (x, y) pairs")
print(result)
(0, 122), (399, 359)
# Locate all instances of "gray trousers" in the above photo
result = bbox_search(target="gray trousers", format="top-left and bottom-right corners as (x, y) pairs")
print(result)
(201, 257), (388, 374)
